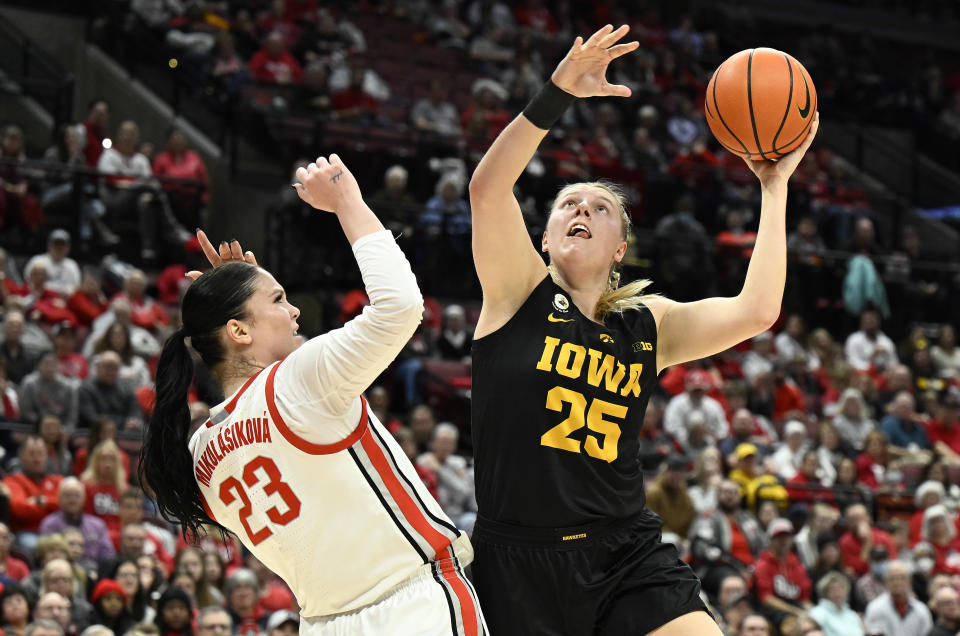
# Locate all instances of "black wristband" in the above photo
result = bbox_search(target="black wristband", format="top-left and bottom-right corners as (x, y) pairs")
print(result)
(522, 80), (576, 130)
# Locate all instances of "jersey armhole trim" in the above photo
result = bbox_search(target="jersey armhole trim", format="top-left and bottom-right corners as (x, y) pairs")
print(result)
(471, 273), (550, 349)
(198, 489), (218, 524)
(264, 359), (369, 454)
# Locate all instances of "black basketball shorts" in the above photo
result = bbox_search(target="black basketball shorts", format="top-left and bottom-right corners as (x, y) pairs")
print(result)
(469, 508), (710, 635)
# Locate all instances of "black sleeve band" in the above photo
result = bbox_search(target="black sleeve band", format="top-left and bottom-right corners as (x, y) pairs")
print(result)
(522, 80), (577, 130)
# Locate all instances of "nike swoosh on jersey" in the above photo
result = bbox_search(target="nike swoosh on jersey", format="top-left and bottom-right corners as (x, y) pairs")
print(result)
(797, 73), (811, 118)
(547, 313), (574, 323)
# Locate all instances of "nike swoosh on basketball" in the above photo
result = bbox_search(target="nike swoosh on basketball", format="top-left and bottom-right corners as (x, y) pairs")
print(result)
(797, 74), (811, 118)
(547, 313), (574, 323)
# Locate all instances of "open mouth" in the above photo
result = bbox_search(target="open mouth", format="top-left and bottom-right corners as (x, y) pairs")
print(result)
(567, 223), (591, 239)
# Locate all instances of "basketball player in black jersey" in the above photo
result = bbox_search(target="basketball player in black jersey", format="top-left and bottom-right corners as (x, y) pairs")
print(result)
(467, 25), (819, 635)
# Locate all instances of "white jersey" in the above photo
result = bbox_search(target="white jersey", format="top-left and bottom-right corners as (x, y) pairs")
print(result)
(188, 231), (475, 621)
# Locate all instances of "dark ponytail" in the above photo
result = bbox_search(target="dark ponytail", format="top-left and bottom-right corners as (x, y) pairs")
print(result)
(141, 262), (260, 540)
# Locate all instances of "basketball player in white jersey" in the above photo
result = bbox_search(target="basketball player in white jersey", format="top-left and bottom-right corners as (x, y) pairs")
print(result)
(141, 154), (487, 636)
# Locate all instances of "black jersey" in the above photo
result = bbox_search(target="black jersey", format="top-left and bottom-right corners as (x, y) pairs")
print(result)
(471, 275), (659, 527)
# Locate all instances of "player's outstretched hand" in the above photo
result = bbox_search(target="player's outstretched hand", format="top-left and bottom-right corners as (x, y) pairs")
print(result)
(185, 229), (258, 281)
(551, 24), (639, 99)
(744, 111), (819, 186)
(294, 154), (361, 214)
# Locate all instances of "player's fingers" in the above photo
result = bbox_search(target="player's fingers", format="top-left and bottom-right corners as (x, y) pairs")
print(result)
(293, 182), (307, 200)
(196, 229), (221, 266)
(218, 241), (231, 261)
(185, 271), (202, 280)
(329, 153), (344, 167)
(584, 24), (613, 48)
(603, 83), (632, 98)
(294, 166), (308, 183)
(244, 251), (258, 267)
(229, 240), (244, 260)
(598, 24), (630, 48)
(803, 112), (820, 147)
(305, 162), (320, 175)
(608, 41), (640, 59)
(315, 155), (331, 169)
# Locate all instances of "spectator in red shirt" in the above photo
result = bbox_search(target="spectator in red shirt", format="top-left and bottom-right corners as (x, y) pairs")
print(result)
(108, 489), (173, 575)
(152, 128), (209, 224)
(67, 272), (109, 328)
(856, 430), (894, 489)
(225, 569), (267, 636)
(80, 440), (129, 533)
(0, 124), (44, 234)
(715, 206), (757, 291)
(772, 362), (806, 422)
(0, 523), (29, 581)
(461, 79), (511, 143)
(112, 269), (170, 333)
(926, 388), (960, 462)
(513, 0), (557, 33)
(255, 1), (300, 46)
(689, 480), (766, 596)
(49, 322), (87, 383)
(2, 435), (62, 550)
(840, 502), (898, 577)
(249, 31), (302, 85)
(331, 68), (380, 124)
(246, 554), (295, 613)
(82, 99), (110, 167)
(786, 451), (833, 505)
(921, 504), (960, 575)
(753, 518), (812, 626)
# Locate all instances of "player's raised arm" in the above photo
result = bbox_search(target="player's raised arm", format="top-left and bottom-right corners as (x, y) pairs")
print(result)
(281, 155), (423, 414)
(646, 113), (819, 373)
(469, 25), (638, 335)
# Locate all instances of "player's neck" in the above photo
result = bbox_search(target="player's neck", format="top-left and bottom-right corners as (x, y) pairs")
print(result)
(550, 267), (606, 323)
(217, 359), (266, 399)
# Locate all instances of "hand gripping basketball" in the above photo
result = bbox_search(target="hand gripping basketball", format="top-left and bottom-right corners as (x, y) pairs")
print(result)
(551, 25), (639, 99)
(745, 111), (820, 186)
(294, 154), (361, 214)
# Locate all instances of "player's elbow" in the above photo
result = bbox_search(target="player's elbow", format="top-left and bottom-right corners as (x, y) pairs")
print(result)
(394, 289), (425, 331)
(739, 297), (779, 334)
(754, 306), (780, 333)
(468, 171), (487, 198)
(467, 171), (500, 207)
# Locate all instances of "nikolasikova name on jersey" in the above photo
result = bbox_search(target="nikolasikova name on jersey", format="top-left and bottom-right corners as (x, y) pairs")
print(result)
(195, 414), (274, 487)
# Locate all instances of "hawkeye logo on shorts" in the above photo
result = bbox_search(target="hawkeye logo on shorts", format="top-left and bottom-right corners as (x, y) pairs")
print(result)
(562, 533), (587, 541)
(548, 313), (574, 323)
(552, 293), (570, 312)
(599, 334), (614, 344)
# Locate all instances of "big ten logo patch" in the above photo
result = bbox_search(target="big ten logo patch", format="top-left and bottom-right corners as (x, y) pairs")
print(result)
(633, 341), (653, 352)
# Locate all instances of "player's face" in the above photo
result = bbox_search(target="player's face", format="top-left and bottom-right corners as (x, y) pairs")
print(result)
(243, 270), (302, 364)
(542, 186), (627, 282)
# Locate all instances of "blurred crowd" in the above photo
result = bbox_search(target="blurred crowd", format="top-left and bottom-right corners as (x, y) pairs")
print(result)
(0, 106), (208, 262)
(0, 1), (958, 636)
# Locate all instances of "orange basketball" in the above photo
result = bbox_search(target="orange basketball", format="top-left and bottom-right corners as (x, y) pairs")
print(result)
(705, 47), (817, 160)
